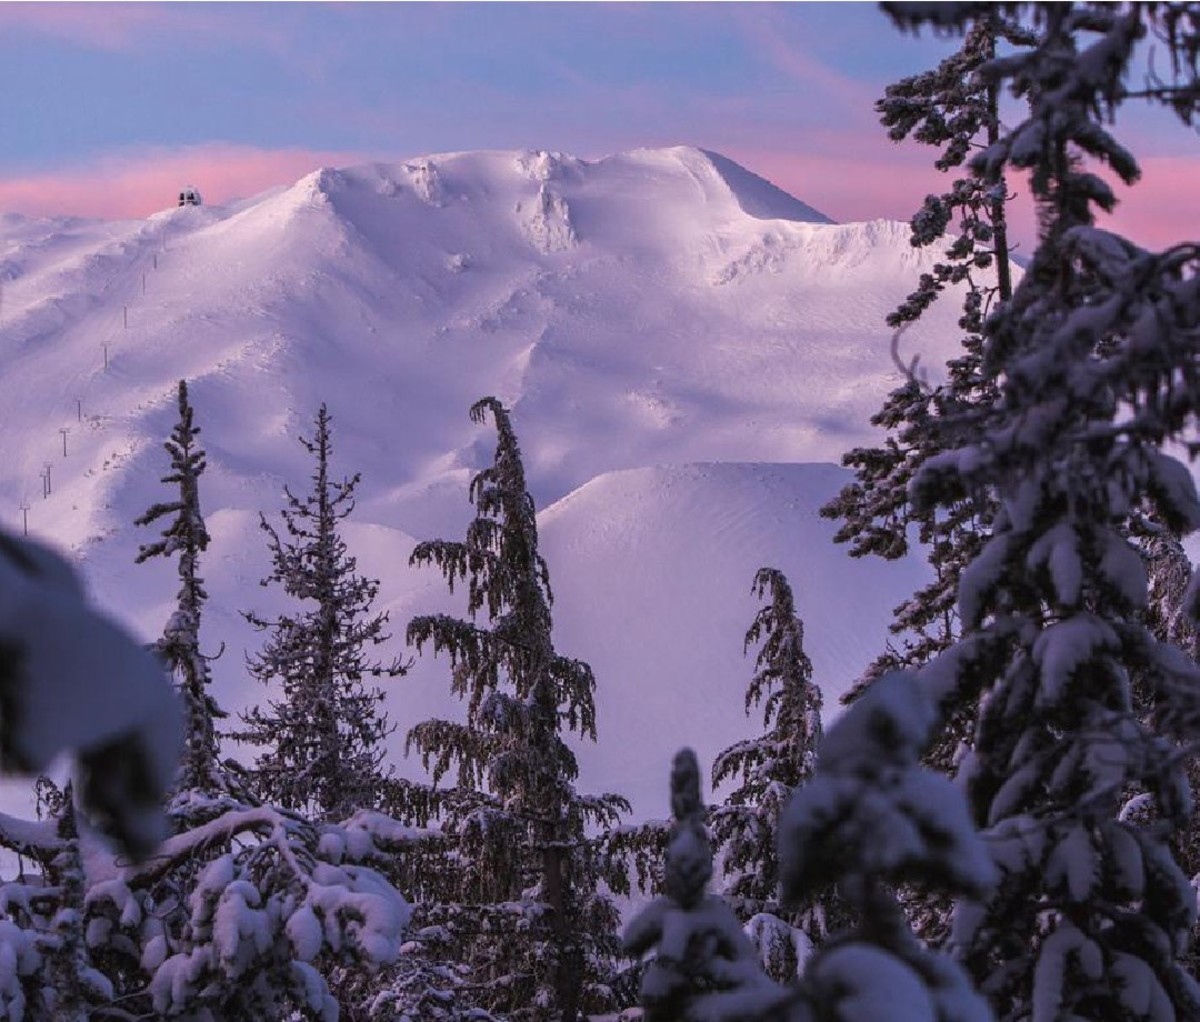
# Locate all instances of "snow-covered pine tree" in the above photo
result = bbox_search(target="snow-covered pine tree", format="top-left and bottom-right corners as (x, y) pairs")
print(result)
(779, 670), (996, 1022)
(1126, 509), (1200, 977)
(625, 748), (791, 1022)
(710, 567), (828, 981)
(85, 799), (413, 1021)
(40, 783), (113, 1022)
(134, 379), (229, 797)
(238, 404), (405, 822)
(625, 675), (997, 1022)
(402, 396), (630, 1022)
(886, 2), (1200, 1017)
(0, 780), (114, 1022)
(821, 12), (1029, 736)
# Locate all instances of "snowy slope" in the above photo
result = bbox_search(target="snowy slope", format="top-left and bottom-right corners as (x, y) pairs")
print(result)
(536, 462), (929, 814)
(0, 146), (972, 817)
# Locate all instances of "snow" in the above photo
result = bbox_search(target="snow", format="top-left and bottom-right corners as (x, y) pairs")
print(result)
(780, 671), (997, 900)
(808, 945), (937, 1022)
(0, 145), (977, 821)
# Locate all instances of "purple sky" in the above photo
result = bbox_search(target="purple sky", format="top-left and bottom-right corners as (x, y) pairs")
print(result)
(1, 2), (1195, 248)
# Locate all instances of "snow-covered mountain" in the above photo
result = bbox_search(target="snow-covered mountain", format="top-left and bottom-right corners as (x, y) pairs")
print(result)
(0, 146), (973, 817)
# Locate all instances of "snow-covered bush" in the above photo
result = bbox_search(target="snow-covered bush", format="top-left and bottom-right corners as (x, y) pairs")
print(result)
(86, 797), (411, 1021)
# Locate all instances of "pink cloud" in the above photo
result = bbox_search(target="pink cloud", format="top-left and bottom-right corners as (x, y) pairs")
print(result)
(0, 3), (178, 51)
(0, 144), (372, 220)
(730, 7), (873, 111)
(0, 4), (327, 79)
(728, 141), (964, 223)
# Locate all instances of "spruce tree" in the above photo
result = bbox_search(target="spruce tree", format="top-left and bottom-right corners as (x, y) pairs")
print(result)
(40, 784), (109, 1022)
(710, 567), (828, 981)
(626, 675), (997, 1022)
(134, 379), (228, 796)
(625, 748), (790, 1022)
(238, 404), (405, 822)
(402, 396), (630, 1022)
(887, 3), (1200, 1017)
(1128, 510), (1200, 978)
(780, 671), (997, 1022)
(821, 12), (1029, 731)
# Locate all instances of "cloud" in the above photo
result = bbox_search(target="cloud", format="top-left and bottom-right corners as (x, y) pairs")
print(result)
(0, 144), (372, 220)
(0, 3), (180, 51)
(0, 4), (328, 79)
(730, 6), (873, 111)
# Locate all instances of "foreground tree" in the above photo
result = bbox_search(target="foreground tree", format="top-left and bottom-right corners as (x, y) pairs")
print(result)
(710, 568), (829, 980)
(886, 3), (1200, 1017)
(1128, 509), (1200, 978)
(402, 396), (630, 1022)
(626, 672), (996, 1022)
(238, 404), (405, 822)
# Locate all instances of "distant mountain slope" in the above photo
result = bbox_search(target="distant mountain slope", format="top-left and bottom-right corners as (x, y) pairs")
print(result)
(0, 146), (983, 817)
(536, 462), (929, 814)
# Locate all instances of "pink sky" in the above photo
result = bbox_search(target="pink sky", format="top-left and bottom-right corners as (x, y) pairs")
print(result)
(0, 145), (366, 220)
(2, 141), (1193, 257)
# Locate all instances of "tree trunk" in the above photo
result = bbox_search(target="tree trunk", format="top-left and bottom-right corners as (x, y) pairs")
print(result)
(985, 19), (1014, 307)
(543, 837), (580, 1022)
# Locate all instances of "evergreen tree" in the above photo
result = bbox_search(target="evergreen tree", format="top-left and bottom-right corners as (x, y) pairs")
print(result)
(238, 404), (405, 822)
(887, 3), (1200, 1017)
(134, 379), (229, 796)
(821, 13), (1030, 752)
(625, 674), (997, 1022)
(625, 748), (790, 1022)
(710, 567), (828, 981)
(0, 780), (114, 1022)
(780, 671), (997, 1022)
(1127, 510), (1200, 978)
(402, 396), (630, 1022)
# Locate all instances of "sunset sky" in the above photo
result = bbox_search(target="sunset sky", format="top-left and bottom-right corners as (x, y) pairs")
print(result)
(1, 2), (1196, 249)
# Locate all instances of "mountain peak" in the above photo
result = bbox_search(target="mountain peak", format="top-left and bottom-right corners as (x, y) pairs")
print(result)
(697, 148), (833, 224)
